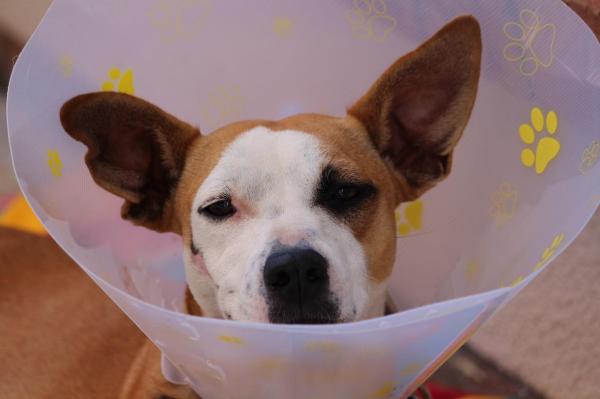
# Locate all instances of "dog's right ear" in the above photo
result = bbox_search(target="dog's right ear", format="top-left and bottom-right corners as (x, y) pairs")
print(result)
(60, 92), (199, 233)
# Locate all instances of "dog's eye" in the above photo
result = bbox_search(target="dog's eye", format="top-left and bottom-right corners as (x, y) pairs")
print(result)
(335, 185), (360, 201)
(315, 166), (377, 216)
(323, 183), (375, 213)
(200, 199), (236, 220)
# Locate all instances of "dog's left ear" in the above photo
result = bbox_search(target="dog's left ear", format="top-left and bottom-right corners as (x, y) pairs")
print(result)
(348, 16), (482, 201)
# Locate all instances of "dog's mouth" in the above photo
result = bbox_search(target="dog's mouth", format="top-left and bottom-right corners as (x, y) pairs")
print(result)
(266, 300), (341, 325)
(271, 316), (340, 325)
(262, 246), (342, 325)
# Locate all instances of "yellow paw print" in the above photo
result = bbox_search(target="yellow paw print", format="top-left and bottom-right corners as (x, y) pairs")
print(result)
(490, 182), (519, 226)
(369, 381), (396, 399)
(503, 9), (556, 76)
(218, 335), (244, 345)
(273, 16), (293, 38)
(519, 107), (560, 174)
(304, 340), (342, 353)
(253, 357), (287, 377)
(534, 233), (565, 271)
(346, 0), (397, 43)
(399, 362), (423, 377)
(500, 275), (525, 288)
(148, 0), (212, 43)
(463, 259), (481, 284)
(101, 67), (135, 95)
(58, 55), (74, 77)
(47, 150), (63, 177)
(395, 200), (423, 236)
(204, 85), (246, 127)
(509, 275), (525, 288)
(499, 274), (525, 289)
(579, 140), (600, 175)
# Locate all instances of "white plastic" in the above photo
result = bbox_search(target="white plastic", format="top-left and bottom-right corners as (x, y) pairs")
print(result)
(7, 1), (600, 398)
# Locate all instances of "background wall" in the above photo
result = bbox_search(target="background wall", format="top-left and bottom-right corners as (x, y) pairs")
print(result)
(0, 0), (52, 41)
(0, 1), (598, 398)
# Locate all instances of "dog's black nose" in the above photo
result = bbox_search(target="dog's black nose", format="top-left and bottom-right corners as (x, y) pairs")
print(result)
(264, 247), (328, 300)
(263, 247), (337, 324)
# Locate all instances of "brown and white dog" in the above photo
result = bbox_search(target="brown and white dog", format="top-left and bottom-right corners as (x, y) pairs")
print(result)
(60, 15), (481, 325)
(3, 16), (481, 398)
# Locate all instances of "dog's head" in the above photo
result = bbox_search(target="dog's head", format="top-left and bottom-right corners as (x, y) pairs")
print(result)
(60, 17), (481, 324)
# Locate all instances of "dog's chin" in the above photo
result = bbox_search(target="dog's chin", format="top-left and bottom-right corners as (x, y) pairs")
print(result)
(268, 316), (342, 325)
(265, 305), (342, 325)
(224, 311), (343, 325)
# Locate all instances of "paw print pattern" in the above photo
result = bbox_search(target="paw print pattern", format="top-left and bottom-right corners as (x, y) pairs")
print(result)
(346, 0), (397, 43)
(519, 107), (560, 174)
(253, 357), (287, 377)
(47, 150), (63, 177)
(499, 275), (525, 288)
(579, 140), (600, 175)
(509, 275), (525, 288)
(399, 362), (423, 377)
(273, 16), (294, 38)
(204, 85), (246, 127)
(369, 381), (396, 399)
(395, 200), (423, 236)
(533, 233), (565, 271)
(502, 233), (565, 288)
(58, 55), (74, 77)
(304, 340), (342, 353)
(218, 335), (244, 345)
(490, 182), (519, 226)
(503, 9), (557, 76)
(463, 260), (481, 284)
(101, 67), (135, 95)
(148, 0), (212, 43)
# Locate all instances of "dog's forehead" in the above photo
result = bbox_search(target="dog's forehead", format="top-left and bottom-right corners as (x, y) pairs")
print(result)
(196, 126), (326, 202)
(217, 126), (324, 173)
(177, 113), (390, 220)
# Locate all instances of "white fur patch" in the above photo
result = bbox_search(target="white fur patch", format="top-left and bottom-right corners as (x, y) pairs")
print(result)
(185, 127), (379, 322)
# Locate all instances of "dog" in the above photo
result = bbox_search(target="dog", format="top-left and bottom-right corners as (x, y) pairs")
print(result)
(60, 15), (481, 325)
(3, 16), (481, 398)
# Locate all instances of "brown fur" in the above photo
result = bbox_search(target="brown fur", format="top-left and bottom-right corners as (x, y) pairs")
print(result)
(118, 341), (199, 399)
(185, 286), (204, 317)
(0, 226), (199, 398)
(0, 227), (141, 398)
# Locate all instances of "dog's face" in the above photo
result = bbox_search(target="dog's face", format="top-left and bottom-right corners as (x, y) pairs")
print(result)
(182, 117), (397, 323)
(60, 16), (481, 324)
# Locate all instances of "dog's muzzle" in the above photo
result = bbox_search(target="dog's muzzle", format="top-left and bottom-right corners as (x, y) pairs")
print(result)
(263, 246), (339, 324)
